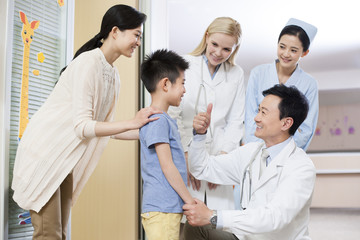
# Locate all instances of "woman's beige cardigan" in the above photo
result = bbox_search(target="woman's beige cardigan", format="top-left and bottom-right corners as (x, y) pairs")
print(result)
(12, 48), (120, 212)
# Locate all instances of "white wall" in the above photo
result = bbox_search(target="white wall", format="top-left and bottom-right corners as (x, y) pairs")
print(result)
(314, 69), (360, 91)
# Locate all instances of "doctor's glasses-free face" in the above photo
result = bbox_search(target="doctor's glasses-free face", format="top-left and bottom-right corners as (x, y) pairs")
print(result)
(254, 95), (285, 142)
(205, 32), (237, 68)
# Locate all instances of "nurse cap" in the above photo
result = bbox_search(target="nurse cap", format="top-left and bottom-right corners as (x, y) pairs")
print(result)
(285, 18), (318, 44)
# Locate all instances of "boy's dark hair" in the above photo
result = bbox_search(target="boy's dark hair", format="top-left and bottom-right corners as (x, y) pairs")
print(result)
(141, 49), (189, 93)
(262, 84), (309, 136)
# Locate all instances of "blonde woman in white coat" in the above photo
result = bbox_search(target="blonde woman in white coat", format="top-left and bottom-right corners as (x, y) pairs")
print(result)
(169, 17), (245, 212)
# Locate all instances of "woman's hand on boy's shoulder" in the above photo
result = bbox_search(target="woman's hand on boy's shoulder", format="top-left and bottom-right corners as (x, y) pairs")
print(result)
(133, 107), (162, 129)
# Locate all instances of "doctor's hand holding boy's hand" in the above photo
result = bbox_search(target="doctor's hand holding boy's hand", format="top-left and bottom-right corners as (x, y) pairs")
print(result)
(193, 103), (213, 135)
(183, 198), (213, 226)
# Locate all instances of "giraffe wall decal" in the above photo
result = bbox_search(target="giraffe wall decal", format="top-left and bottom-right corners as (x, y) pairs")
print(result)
(18, 11), (39, 140)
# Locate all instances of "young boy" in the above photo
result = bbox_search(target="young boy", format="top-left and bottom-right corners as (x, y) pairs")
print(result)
(139, 49), (195, 240)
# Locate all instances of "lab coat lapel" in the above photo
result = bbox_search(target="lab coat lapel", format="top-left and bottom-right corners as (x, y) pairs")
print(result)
(201, 58), (213, 88)
(202, 61), (226, 87)
(251, 150), (262, 183)
(251, 139), (297, 195)
(211, 63), (227, 86)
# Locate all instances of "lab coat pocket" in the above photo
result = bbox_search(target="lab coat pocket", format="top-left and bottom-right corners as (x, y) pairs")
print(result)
(264, 179), (278, 202)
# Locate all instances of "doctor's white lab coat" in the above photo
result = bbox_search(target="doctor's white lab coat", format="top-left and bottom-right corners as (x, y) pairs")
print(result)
(189, 137), (316, 240)
(169, 55), (245, 210)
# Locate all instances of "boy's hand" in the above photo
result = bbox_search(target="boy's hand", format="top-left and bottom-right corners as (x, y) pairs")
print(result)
(193, 103), (212, 134)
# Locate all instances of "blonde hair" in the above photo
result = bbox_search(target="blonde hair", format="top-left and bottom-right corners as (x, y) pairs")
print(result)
(190, 17), (241, 65)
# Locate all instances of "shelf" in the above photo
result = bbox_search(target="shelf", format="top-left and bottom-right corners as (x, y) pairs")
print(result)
(308, 152), (360, 157)
(316, 169), (360, 174)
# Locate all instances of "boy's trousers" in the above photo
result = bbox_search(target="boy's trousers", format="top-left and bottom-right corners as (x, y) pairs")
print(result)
(142, 211), (183, 240)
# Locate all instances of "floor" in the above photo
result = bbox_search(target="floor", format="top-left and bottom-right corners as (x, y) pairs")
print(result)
(309, 208), (360, 240)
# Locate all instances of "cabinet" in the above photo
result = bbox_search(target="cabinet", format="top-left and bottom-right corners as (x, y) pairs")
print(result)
(307, 69), (360, 207)
(308, 88), (360, 152)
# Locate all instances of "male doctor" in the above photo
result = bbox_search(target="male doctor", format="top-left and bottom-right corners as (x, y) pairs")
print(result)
(183, 84), (316, 240)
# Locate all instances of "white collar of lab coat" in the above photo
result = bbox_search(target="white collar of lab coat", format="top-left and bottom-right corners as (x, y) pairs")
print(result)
(251, 138), (297, 195)
(198, 55), (228, 87)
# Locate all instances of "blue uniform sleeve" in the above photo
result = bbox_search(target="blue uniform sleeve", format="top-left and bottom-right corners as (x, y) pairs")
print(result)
(293, 80), (319, 150)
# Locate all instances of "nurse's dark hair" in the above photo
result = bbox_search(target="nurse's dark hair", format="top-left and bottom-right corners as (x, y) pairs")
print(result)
(141, 49), (189, 93)
(60, 4), (146, 74)
(278, 25), (310, 52)
(262, 84), (309, 136)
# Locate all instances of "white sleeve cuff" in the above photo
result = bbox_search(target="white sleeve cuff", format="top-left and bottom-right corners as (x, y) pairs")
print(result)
(217, 210), (224, 229)
(193, 134), (206, 142)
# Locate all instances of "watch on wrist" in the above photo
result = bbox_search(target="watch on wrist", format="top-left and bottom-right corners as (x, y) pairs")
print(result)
(210, 210), (217, 229)
(192, 128), (197, 136)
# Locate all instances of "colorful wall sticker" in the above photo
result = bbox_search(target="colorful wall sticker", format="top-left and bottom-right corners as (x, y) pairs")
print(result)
(18, 11), (40, 140)
(58, 0), (65, 7)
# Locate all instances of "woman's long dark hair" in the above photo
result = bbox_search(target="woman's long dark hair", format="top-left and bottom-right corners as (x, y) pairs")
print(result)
(60, 4), (146, 75)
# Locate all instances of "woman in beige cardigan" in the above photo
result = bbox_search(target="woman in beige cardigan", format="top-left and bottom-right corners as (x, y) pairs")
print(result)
(12, 5), (159, 239)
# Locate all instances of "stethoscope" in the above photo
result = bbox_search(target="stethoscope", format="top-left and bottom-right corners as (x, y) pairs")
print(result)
(239, 141), (297, 210)
(239, 143), (264, 210)
(194, 57), (228, 142)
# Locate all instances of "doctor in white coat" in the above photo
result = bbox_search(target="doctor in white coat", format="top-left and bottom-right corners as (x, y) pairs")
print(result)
(169, 17), (245, 212)
(183, 84), (316, 240)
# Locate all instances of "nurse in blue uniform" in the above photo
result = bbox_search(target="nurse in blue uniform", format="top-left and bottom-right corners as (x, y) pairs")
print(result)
(245, 18), (318, 150)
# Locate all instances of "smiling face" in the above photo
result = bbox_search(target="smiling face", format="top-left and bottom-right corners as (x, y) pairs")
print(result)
(277, 34), (309, 69)
(116, 26), (143, 57)
(205, 32), (236, 69)
(254, 94), (291, 147)
(168, 71), (186, 107)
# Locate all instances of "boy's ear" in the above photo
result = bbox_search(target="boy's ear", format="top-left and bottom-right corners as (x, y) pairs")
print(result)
(160, 77), (170, 92)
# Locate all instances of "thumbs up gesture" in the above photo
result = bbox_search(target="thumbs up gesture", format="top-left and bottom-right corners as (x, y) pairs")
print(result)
(193, 103), (213, 135)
